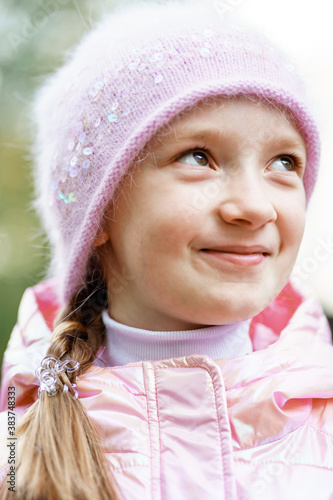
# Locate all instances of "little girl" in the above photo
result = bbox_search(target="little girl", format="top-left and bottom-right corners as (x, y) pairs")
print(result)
(1, 1), (333, 499)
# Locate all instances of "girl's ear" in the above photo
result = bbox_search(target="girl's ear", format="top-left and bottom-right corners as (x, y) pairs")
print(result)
(93, 228), (110, 247)
(94, 199), (117, 247)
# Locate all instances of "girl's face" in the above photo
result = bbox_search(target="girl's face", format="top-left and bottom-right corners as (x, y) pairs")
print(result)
(95, 97), (307, 330)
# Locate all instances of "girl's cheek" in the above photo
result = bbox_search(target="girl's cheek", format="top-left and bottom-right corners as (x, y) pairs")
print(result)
(275, 186), (305, 224)
(281, 210), (305, 252)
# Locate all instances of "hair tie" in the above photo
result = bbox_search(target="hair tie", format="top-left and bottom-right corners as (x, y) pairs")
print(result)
(36, 354), (80, 397)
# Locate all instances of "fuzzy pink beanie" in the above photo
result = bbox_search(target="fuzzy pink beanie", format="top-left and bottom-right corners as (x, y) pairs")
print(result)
(33, 0), (320, 306)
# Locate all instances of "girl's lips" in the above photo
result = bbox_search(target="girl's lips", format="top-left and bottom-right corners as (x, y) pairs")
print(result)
(200, 249), (268, 266)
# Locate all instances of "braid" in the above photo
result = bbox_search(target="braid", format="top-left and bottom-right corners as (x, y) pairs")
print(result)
(50, 262), (108, 373)
(1, 260), (119, 500)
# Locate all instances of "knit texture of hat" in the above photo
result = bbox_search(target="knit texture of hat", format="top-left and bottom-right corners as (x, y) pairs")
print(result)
(32, 0), (320, 306)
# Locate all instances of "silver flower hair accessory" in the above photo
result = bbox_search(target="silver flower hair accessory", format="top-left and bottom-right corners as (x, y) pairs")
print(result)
(35, 354), (80, 398)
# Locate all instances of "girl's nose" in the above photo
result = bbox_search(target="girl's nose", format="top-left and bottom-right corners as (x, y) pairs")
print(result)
(216, 172), (277, 230)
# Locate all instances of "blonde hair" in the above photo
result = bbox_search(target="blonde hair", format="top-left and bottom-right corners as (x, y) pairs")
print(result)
(1, 259), (119, 500)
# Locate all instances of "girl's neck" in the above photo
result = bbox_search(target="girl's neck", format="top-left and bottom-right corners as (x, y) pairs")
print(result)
(97, 310), (253, 367)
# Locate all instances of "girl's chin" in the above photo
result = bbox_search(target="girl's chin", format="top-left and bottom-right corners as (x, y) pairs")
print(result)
(183, 308), (261, 327)
(217, 303), (278, 324)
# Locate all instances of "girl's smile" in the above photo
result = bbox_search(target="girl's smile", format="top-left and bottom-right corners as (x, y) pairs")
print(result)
(94, 96), (307, 331)
(198, 248), (269, 267)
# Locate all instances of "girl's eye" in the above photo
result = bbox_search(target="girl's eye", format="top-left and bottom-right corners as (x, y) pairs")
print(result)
(177, 150), (210, 167)
(270, 155), (296, 172)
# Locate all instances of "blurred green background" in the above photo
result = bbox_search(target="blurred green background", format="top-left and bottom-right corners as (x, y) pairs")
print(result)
(0, 0), (125, 375)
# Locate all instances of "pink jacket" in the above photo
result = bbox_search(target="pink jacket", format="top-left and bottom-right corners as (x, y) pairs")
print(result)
(1, 278), (333, 499)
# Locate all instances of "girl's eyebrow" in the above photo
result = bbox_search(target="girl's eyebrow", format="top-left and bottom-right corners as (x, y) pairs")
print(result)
(173, 127), (223, 143)
(267, 136), (307, 152)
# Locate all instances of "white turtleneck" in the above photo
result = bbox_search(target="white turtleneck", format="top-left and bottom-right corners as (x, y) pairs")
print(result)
(99, 309), (253, 367)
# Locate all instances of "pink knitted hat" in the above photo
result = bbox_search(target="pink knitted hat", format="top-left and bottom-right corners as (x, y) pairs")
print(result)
(32, 0), (320, 306)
